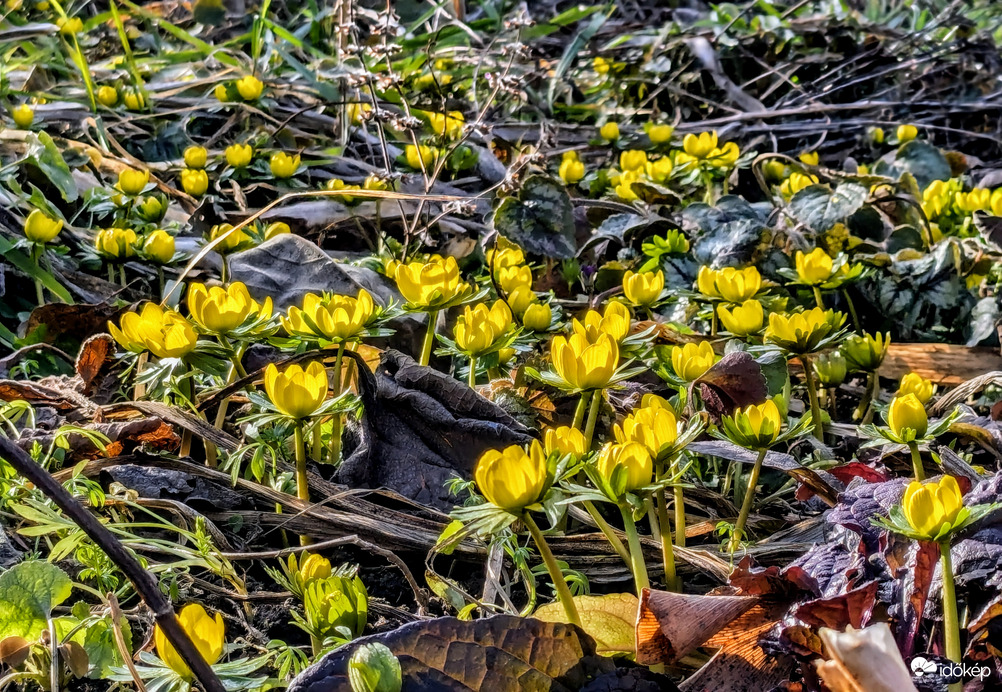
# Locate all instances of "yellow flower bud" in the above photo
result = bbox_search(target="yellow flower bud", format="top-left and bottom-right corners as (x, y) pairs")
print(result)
(622, 270), (664, 307)
(714, 266), (761, 303)
(225, 143), (254, 168)
(550, 333), (618, 391)
(614, 404), (678, 460)
(207, 223), (254, 255)
(897, 372), (935, 405)
(282, 290), (374, 342)
(118, 168), (150, 196)
(799, 151), (819, 166)
(122, 89), (146, 111)
(507, 286), (537, 315)
(645, 157), (673, 183)
(497, 264), (532, 294)
(886, 394), (928, 441)
(522, 302), (553, 331)
(596, 442), (652, 495)
(671, 341), (716, 381)
(453, 301), (511, 357)
(23, 209), (63, 244)
(153, 604), (225, 680)
(427, 111), (464, 139)
(180, 168), (209, 197)
(405, 144), (438, 170)
(96, 85), (118, 107)
(620, 150), (648, 172)
(183, 146), (208, 169)
(559, 156), (585, 185)
(11, 103), (33, 128)
(901, 475), (964, 540)
(95, 227), (138, 259)
(795, 248), (835, 285)
(717, 299), (764, 337)
(683, 131), (718, 159)
(842, 332), (890, 372)
(108, 302), (197, 359)
(214, 84), (230, 102)
(235, 74), (264, 101)
(270, 152), (301, 179)
(394, 256), (470, 309)
(474, 440), (548, 512)
(896, 124), (918, 144)
(696, 266), (720, 298)
(572, 301), (631, 344)
(722, 399), (783, 450)
(644, 122), (674, 144)
(264, 222), (291, 240)
(263, 361), (328, 419)
(600, 122), (620, 141)
(57, 16), (83, 34)
(813, 350), (848, 387)
(544, 426), (587, 459)
(142, 229), (175, 264)
(188, 281), (272, 334)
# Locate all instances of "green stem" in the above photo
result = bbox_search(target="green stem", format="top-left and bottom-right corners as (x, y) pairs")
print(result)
(909, 441), (925, 481)
(673, 482), (686, 548)
(853, 371), (877, 423)
(107, 264), (115, 283)
(220, 255), (229, 284)
(940, 540), (962, 692)
(583, 389), (602, 450)
(523, 513), (580, 627)
(582, 501), (631, 566)
(843, 289), (861, 333)
(119, 265), (127, 287)
(178, 361), (194, 458)
(654, 487), (678, 591)
(294, 424), (312, 546)
(328, 343), (345, 464)
(157, 267), (165, 300)
(468, 356), (477, 389)
(730, 448), (767, 554)
(31, 245), (44, 305)
(619, 503), (650, 594)
(572, 393), (588, 431)
(419, 310), (439, 366)
(710, 304), (718, 337)
(812, 286), (825, 310)
(802, 356), (824, 440)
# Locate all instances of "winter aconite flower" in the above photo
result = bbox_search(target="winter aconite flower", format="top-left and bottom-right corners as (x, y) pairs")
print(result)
(394, 256), (470, 309)
(474, 441), (548, 512)
(765, 308), (844, 354)
(596, 442), (653, 497)
(405, 144), (437, 170)
(142, 230), (175, 264)
(118, 168), (150, 196)
(235, 74), (264, 101)
(886, 394), (928, 442)
(622, 270), (665, 307)
(282, 290), (374, 343)
(544, 426), (588, 459)
(550, 333), (618, 391)
(901, 475), (965, 541)
(559, 152), (585, 185)
(264, 361), (328, 419)
(270, 152), (301, 179)
(181, 169), (209, 197)
(671, 341), (716, 382)
(97, 86), (118, 107)
(23, 209), (63, 244)
(795, 248), (835, 285)
(898, 373), (935, 404)
(814, 351), (848, 387)
(154, 604), (225, 680)
(620, 150), (648, 172)
(522, 302), (553, 331)
(453, 301), (512, 357)
(718, 299), (764, 336)
(95, 228), (138, 259)
(11, 104), (34, 128)
(600, 122), (620, 141)
(721, 399), (783, 450)
(226, 143), (253, 168)
(682, 131), (718, 159)
(896, 124), (918, 143)
(571, 301), (631, 344)
(644, 122), (673, 144)
(497, 264), (533, 294)
(183, 146), (208, 169)
(842, 332), (890, 372)
(614, 404), (679, 461)
(108, 303), (198, 359)
(187, 282), (272, 334)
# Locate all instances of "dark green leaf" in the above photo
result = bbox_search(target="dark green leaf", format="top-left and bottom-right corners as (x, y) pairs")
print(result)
(493, 175), (576, 259)
(789, 182), (868, 233)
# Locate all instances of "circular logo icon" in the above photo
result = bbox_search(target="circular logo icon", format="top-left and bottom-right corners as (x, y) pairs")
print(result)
(911, 656), (937, 677)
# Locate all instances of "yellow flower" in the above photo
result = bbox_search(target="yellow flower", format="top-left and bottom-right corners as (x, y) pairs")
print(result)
(842, 332), (890, 372)
(671, 341), (716, 381)
(614, 170), (640, 202)
(405, 144), (437, 170)
(559, 155), (585, 185)
(485, 239), (524, 273)
(474, 441), (548, 512)
(282, 288), (372, 342)
(722, 399), (783, 450)
(902, 475), (964, 540)
(799, 151), (819, 166)
(154, 604), (225, 680)
(188, 282), (272, 334)
(497, 264), (533, 294)
(95, 227), (138, 259)
(614, 405), (678, 460)
(870, 127), (885, 145)
(683, 131), (718, 159)
(263, 361), (328, 419)
(896, 124), (918, 143)
(122, 89), (146, 110)
(57, 16), (83, 34)
(593, 56), (613, 74)
(270, 152), (301, 179)
(108, 303), (198, 359)
(207, 223), (254, 254)
(180, 168), (209, 197)
(600, 122), (620, 141)
(886, 394), (928, 441)
(795, 248), (835, 285)
(718, 299), (764, 337)
(596, 442), (652, 495)
(645, 157), (673, 183)
(453, 301), (512, 357)
(507, 286), (536, 315)
(622, 270), (664, 307)
(11, 103), (33, 128)
(235, 74), (264, 101)
(264, 222), (291, 240)
(326, 178), (360, 204)
(644, 122), (674, 144)
(544, 426), (587, 459)
(225, 143), (253, 168)
(550, 333), (618, 391)
(523, 302), (553, 331)
(118, 168), (150, 196)
(394, 256), (470, 309)
(765, 308), (843, 353)
(347, 102), (372, 124)
(780, 172), (818, 197)
(96, 85), (118, 107)
(696, 266), (720, 298)
(898, 373), (935, 404)
(23, 209), (63, 244)
(363, 174), (390, 192)
(297, 553), (332, 582)
(214, 84), (230, 102)
(427, 111), (464, 139)
(142, 230), (175, 264)
(572, 301), (631, 344)
(183, 146), (208, 169)
(813, 351), (848, 386)
(714, 266), (761, 302)
(709, 141), (740, 167)
(620, 150), (648, 172)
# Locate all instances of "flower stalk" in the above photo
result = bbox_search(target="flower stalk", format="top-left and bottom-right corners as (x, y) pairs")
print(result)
(619, 503), (650, 594)
(801, 356), (824, 440)
(730, 448), (767, 553)
(420, 310), (439, 366)
(523, 513), (580, 627)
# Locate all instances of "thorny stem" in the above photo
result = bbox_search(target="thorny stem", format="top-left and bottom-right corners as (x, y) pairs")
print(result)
(523, 513), (580, 627)
(583, 388), (603, 450)
(730, 448), (767, 554)
(802, 356), (824, 440)
(419, 310), (439, 366)
(293, 424), (311, 546)
(909, 441), (925, 481)
(940, 541), (962, 692)
(619, 503), (650, 594)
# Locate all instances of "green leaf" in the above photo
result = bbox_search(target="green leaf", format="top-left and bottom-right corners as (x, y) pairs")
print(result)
(967, 296), (999, 346)
(0, 236), (73, 303)
(24, 132), (77, 203)
(493, 175), (576, 259)
(0, 560), (73, 641)
(789, 182), (868, 233)
(891, 140), (952, 190)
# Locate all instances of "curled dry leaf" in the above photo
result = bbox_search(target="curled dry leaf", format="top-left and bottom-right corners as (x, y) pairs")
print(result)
(815, 623), (918, 692)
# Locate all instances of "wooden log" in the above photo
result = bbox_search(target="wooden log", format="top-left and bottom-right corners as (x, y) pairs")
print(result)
(881, 343), (1002, 386)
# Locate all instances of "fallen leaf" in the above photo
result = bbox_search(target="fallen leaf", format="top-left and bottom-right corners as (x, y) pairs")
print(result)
(535, 592), (638, 656)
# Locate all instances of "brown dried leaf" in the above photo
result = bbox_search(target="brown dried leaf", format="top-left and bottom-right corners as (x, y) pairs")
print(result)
(694, 351), (768, 422)
(74, 334), (117, 397)
(0, 636), (30, 668)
